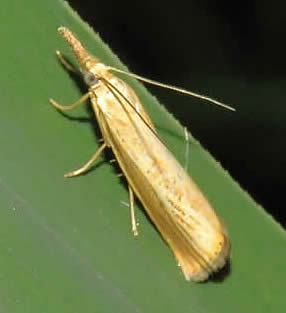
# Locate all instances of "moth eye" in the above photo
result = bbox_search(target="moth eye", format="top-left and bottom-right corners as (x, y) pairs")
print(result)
(84, 71), (99, 86)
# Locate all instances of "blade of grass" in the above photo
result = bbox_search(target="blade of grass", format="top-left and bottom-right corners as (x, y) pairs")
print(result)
(0, 1), (285, 313)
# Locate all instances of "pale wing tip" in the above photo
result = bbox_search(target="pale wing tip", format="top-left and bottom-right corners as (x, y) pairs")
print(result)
(183, 269), (208, 282)
(182, 236), (231, 282)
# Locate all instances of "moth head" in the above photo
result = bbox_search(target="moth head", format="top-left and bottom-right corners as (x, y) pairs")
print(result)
(83, 71), (99, 87)
(83, 63), (107, 87)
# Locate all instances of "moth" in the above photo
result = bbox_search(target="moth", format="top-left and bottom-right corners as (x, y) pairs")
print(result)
(49, 27), (232, 281)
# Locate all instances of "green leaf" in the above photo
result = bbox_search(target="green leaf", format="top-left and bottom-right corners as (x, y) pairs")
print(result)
(0, 1), (285, 313)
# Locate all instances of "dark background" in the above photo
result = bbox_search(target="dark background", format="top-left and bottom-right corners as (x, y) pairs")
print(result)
(68, 0), (286, 227)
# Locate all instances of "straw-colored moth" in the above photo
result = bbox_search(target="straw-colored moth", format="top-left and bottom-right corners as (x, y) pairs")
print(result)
(49, 27), (232, 281)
